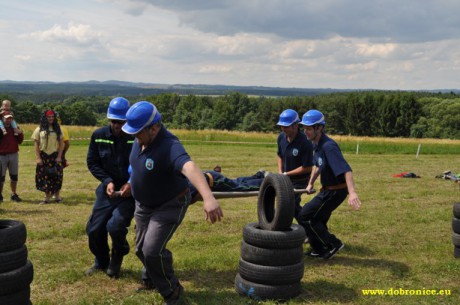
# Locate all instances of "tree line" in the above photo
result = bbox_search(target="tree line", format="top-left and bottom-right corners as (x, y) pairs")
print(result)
(2, 91), (459, 139)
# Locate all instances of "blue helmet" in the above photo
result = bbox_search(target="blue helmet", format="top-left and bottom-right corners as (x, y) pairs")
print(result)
(300, 109), (325, 126)
(122, 101), (162, 135)
(107, 97), (130, 120)
(277, 109), (300, 126)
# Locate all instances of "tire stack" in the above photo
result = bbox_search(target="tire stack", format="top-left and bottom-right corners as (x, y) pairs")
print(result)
(0, 219), (34, 305)
(235, 174), (306, 301)
(452, 203), (460, 258)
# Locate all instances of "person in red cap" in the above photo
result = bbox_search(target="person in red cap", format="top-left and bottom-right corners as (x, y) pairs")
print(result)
(31, 109), (64, 204)
(0, 110), (23, 203)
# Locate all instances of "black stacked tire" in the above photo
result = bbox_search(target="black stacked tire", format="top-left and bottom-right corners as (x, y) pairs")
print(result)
(257, 173), (295, 231)
(0, 220), (34, 305)
(236, 174), (305, 301)
(235, 273), (300, 301)
(453, 203), (460, 219)
(242, 222), (305, 249)
(452, 203), (460, 258)
(236, 223), (305, 300)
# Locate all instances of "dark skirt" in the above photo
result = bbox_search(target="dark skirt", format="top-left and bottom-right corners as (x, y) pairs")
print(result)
(35, 151), (63, 194)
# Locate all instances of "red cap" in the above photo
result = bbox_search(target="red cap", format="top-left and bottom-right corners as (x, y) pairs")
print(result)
(3, 111), (13, 118)
(45, 110), (55, 116)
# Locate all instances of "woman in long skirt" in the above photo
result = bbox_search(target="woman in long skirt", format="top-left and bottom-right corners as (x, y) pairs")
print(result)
(31, 109), (64, 204)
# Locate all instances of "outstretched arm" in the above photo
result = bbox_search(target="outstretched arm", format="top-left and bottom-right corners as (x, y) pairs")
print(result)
(182, 161), (223, 224)
(345, 171), (361, 210)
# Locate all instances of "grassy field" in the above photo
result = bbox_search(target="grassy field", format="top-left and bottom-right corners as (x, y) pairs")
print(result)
(1, 128), (460, 305)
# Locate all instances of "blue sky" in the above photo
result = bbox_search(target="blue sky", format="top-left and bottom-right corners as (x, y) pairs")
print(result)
(1, 0), (459, 90)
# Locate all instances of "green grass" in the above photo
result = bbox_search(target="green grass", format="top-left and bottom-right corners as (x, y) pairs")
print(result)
(18, 124), (460, 154)
(1, 130), (460, 305)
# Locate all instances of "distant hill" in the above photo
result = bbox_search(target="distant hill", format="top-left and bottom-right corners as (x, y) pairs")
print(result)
(0, 80), (357, 98)
(0, 80), (458, 99)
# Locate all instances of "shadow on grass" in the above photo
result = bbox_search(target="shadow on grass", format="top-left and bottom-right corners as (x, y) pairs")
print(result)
(0, 206), (49, 216)
(0, 198), (93, 207)
(172, 269), (358, 304)
(304, 242), (410, 278)
(306, 255), (410, 278)
(299, 280), (357, 303)
(117, 268), (143, 282)
(337, 257), (410, 278)
(341, 243), (377, 256)
(56, 200), (94, 206)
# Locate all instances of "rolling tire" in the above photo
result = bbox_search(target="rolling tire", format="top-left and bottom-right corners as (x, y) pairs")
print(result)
(453, 217), (460, 234)
(0, 287), (30, 305)
(452, 232), (460, 247)
(0, 245), (28, 273)
(257, 174), (295, 231)
(243, 222), (305, 249)
(240, 240), (303, 266)
(0, 260), (34, 296)
(453, 203), (460, 218)
(454, 246), (460, 258)
(235, 273), (301, 301)
(0, 220), (27, 252)
(238, 258), (304, 285)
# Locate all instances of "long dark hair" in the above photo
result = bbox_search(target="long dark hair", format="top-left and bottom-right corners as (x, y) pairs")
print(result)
(39, 110), (62, 150)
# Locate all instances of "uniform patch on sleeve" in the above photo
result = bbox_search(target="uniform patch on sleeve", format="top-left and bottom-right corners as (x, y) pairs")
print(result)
(145, 158), (154, 170)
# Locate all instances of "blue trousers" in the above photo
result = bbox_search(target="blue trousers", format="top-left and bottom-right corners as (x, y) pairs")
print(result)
(210, 170), (264, 191)
(189, 170), (263, 200)
(86, 183), (135, 268)
(135, 191), (191, 298)
(299, 188), (348, 252)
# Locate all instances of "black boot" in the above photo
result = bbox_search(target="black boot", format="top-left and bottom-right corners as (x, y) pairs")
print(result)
(107, 250), (123, 279)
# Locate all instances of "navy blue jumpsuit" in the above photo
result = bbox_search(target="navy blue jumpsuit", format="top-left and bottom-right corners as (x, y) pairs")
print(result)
(299, 134), (351, 254)
(86, 125), (135, 269)
(277, 130), (314, 222)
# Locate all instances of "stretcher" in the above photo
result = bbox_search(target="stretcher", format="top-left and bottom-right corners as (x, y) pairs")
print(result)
(114, 189), (314, 200)
(211, 188), (314, 199)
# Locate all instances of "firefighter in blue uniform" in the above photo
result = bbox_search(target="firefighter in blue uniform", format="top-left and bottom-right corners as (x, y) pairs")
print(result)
(276, 109), (314, 223)
(85, 97), (135, 278)
(299, 109), (361, 259)
(122, 101), (223, 305)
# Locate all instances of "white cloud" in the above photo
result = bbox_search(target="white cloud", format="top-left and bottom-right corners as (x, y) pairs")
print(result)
(14, 55), (32, 62)
(344, 61), (378, 71)
(402, 62), (414, 72)
(27, 23), (103, 46)
(276, 40), (316, 59)
(199, 65), (233, 73)
(356, 43), (397, 58)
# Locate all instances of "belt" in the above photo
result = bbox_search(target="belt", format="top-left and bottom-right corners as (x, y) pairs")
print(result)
(321, 183), (347, 191)
(205, 172), (214, 188)
(176, 187), (190, 199)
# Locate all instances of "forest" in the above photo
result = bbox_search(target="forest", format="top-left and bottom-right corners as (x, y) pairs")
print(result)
(1, 90), (459, 139)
